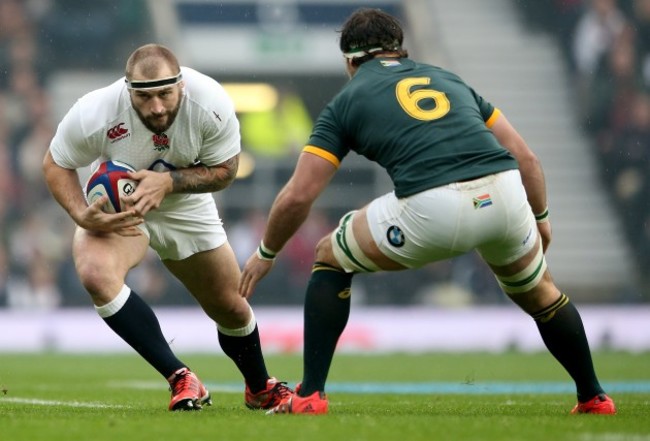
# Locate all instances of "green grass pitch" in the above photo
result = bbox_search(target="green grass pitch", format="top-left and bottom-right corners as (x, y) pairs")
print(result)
(0, 351), (648, 441)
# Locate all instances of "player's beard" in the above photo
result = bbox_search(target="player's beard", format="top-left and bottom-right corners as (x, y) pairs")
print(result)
(135, 100), (181, 134)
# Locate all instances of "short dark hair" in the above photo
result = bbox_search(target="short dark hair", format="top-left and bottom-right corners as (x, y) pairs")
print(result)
(339, 8), (408, 66)
(125, 44), (181, 81)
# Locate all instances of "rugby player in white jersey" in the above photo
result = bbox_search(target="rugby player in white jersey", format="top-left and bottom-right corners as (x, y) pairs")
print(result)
(42, 44), (291, 411)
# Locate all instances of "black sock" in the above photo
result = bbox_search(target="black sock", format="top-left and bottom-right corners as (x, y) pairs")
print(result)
(218, 324), (270, 392)
(300, 263), (353, 397)
(533, 293), (604, 401)
(102, 290), (185, 379)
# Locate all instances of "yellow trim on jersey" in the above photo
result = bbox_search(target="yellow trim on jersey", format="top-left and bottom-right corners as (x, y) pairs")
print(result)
(485, 108), (502, 128)
(303, 145), (341, 168)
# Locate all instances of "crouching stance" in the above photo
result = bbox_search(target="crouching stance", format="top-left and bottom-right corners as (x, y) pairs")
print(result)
(239, 9), (615, 416)
(43, 44), (291, 410)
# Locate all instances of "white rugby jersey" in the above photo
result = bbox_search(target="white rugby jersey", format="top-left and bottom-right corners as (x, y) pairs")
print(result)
(49, 66), (240, 211)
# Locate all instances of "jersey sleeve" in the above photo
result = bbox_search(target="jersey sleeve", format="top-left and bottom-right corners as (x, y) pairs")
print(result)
(196, 86), (241, 166)
(304, 102), (349, 167)
(49, 100), (101, 169)
(470, 87), (501, 128)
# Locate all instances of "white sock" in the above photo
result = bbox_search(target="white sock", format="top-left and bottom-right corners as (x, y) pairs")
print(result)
(94, 285), (131, 318)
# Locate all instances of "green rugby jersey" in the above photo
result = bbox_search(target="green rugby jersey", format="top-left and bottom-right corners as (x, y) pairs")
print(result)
(305, 58), (519, 198)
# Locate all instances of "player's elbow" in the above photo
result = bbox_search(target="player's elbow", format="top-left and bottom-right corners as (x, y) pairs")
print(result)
(42, 151), (65, 187)
(42, 150), (55, 174)
(278, 184), (317, 213)
(284, 189), (314, 209)
(516, 147), (541, 171)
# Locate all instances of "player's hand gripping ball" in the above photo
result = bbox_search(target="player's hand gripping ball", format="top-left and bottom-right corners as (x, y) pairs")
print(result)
(85, 160), (138, 213)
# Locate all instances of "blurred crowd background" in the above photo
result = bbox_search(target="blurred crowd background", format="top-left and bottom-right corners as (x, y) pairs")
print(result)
(515, 0), (650, 290)
(0, 0), (648, 310)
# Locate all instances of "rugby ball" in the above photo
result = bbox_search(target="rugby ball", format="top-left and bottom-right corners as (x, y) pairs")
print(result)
(85, 160), (137, 213)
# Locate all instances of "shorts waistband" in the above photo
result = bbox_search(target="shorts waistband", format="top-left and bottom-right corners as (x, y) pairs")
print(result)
(445, 170), (517, 191)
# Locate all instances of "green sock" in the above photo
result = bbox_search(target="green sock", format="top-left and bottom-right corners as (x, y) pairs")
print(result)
(300, 263), (353, 397)
(534, 294), (605, 401)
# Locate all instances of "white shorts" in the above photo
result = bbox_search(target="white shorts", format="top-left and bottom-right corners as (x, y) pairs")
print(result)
(364, 169), (537, 269)
(138, 193), (227, 261)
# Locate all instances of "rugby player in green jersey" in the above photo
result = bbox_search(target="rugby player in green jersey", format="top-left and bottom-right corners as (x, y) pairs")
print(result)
(239, 8), (615, 415)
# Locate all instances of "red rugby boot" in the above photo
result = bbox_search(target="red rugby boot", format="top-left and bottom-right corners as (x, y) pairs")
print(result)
(266, 384), (329, 415)
(245, 377), (293, 410)
(167, 367), (212, 411)
(571, 394), (616, 415)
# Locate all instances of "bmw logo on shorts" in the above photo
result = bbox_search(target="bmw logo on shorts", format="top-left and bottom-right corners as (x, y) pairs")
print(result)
(386, 225), (405, 247)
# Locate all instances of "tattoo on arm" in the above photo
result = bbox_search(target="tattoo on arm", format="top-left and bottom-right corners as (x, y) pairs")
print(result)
(170, 155), (239, 193)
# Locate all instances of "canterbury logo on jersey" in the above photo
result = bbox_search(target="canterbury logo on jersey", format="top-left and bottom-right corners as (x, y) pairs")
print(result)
(106, 123), (130, 142)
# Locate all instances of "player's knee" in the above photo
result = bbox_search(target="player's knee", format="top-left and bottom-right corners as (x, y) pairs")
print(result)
(508, 273), (563, 314)
(76, 260), (115, 294)
(314, 234), (338, 266)
(212, 300), (253, 328)
(75, 253), (128, 301)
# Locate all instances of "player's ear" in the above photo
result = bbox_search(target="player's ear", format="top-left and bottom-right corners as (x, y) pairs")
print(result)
(345, 59), (356, 78)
